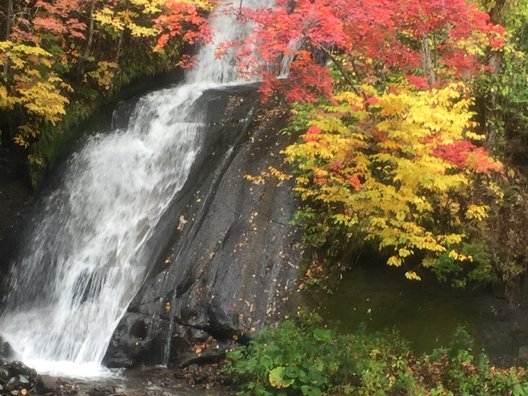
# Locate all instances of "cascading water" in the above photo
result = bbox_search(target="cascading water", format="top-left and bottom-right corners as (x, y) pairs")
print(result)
(0, 0), (273, 377)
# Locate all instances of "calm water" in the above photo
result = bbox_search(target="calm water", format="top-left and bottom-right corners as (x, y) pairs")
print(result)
(311, 266), (521, 362)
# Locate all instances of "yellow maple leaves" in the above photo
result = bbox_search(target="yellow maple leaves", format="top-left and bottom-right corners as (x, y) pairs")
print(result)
(285, 83), (502, 281)
(94, 4), (159, 38)
(0, 42), (70, 148)
(95, 0), (214, 39)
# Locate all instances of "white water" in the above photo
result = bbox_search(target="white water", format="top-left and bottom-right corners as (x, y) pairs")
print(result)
(0, 0), (273, 378)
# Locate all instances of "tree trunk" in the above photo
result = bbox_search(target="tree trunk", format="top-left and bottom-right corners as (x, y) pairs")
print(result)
(480, 0), (508, 149)
(421, 36), (436, 87)
(115, 29), (125, 64)
(488, 0), (507, 25)
(4, 0), (13, 74)
(77, 0), (96, 76)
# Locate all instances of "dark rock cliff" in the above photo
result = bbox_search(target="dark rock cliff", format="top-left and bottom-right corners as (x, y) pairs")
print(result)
(104, 85), (303, 368)
(0, 148), (30, 285)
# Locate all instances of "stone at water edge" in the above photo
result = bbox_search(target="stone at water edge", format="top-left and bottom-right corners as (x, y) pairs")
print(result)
(518, 345), (528, 362)
(0, 367), (9, 381)
(0, 336), (14, 359)
(37, 375), (59, 394)
(87, 385), (116, 396)
(18, 375), (30, 387)
(0, 360), (40, 395)
(105, 93), (302, 369)
(5, 376), (19, 391)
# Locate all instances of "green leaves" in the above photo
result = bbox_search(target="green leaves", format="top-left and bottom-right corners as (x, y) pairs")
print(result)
(267, 367), (323, 396)
(268, 367), (295, 389)
(226, 316), (345, 395)
(312, 328), (332, 342)
(513, 383), (528, 396)
(301, 385), (322, 396)
(227, 318), (528, 395)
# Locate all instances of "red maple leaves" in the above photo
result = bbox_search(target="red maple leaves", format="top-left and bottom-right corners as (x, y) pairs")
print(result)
(219, 0), (505, 102)
(434, 140), (502, 174)
(155, 0), (211, 54)
(10, 0), (87, 45)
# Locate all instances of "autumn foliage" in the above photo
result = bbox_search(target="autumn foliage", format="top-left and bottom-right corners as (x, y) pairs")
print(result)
(0, 0), (515, 284)
(231, 0), (505, 102)
(284, 84), (502, 283)
(0, 0), (212, 155)
(231, 0), (507, 283)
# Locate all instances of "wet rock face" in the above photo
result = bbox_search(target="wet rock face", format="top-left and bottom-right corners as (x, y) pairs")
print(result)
(0, 337), (14, 359)
(104, 86), (302, 368)
(0, 147), (30, 291)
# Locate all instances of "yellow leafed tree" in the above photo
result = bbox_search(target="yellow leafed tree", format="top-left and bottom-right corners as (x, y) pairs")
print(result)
(0, 42), (70, 148)
(284, 83), (502, 284)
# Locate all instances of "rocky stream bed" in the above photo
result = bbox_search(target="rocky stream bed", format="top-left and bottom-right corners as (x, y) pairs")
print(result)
(0, 357), (235, 395)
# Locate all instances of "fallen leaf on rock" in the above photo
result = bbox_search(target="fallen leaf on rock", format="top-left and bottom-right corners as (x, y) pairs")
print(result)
(178, 215), (188, 231)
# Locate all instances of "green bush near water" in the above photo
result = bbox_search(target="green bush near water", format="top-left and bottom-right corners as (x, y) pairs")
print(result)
(225, 314), (528, 395)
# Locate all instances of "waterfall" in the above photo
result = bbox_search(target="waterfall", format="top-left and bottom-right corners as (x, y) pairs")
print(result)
(0, 0), (273, 377)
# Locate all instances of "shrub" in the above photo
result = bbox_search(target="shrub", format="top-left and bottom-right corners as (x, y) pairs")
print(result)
(226, 316), (528, 395)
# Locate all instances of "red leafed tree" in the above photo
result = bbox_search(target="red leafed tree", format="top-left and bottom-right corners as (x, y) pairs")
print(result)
(433, 140), (502, 174)
(226, 0), (505, 102)
(32, 0), (87, 39)
(10, 0), (87, 44)
(7, 0), (90, 73)
(155, 0), (213, 56)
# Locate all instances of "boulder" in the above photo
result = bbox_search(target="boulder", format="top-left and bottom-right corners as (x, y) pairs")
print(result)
(0, 337), (13, 359)
(37, 375), (60, 394)
(0, 360), (39, 395)
(105, 85), (302, 368)
(519, 345), (528, 362)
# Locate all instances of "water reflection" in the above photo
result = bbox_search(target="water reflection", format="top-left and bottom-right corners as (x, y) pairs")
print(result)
(309, 266), (523, 365)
